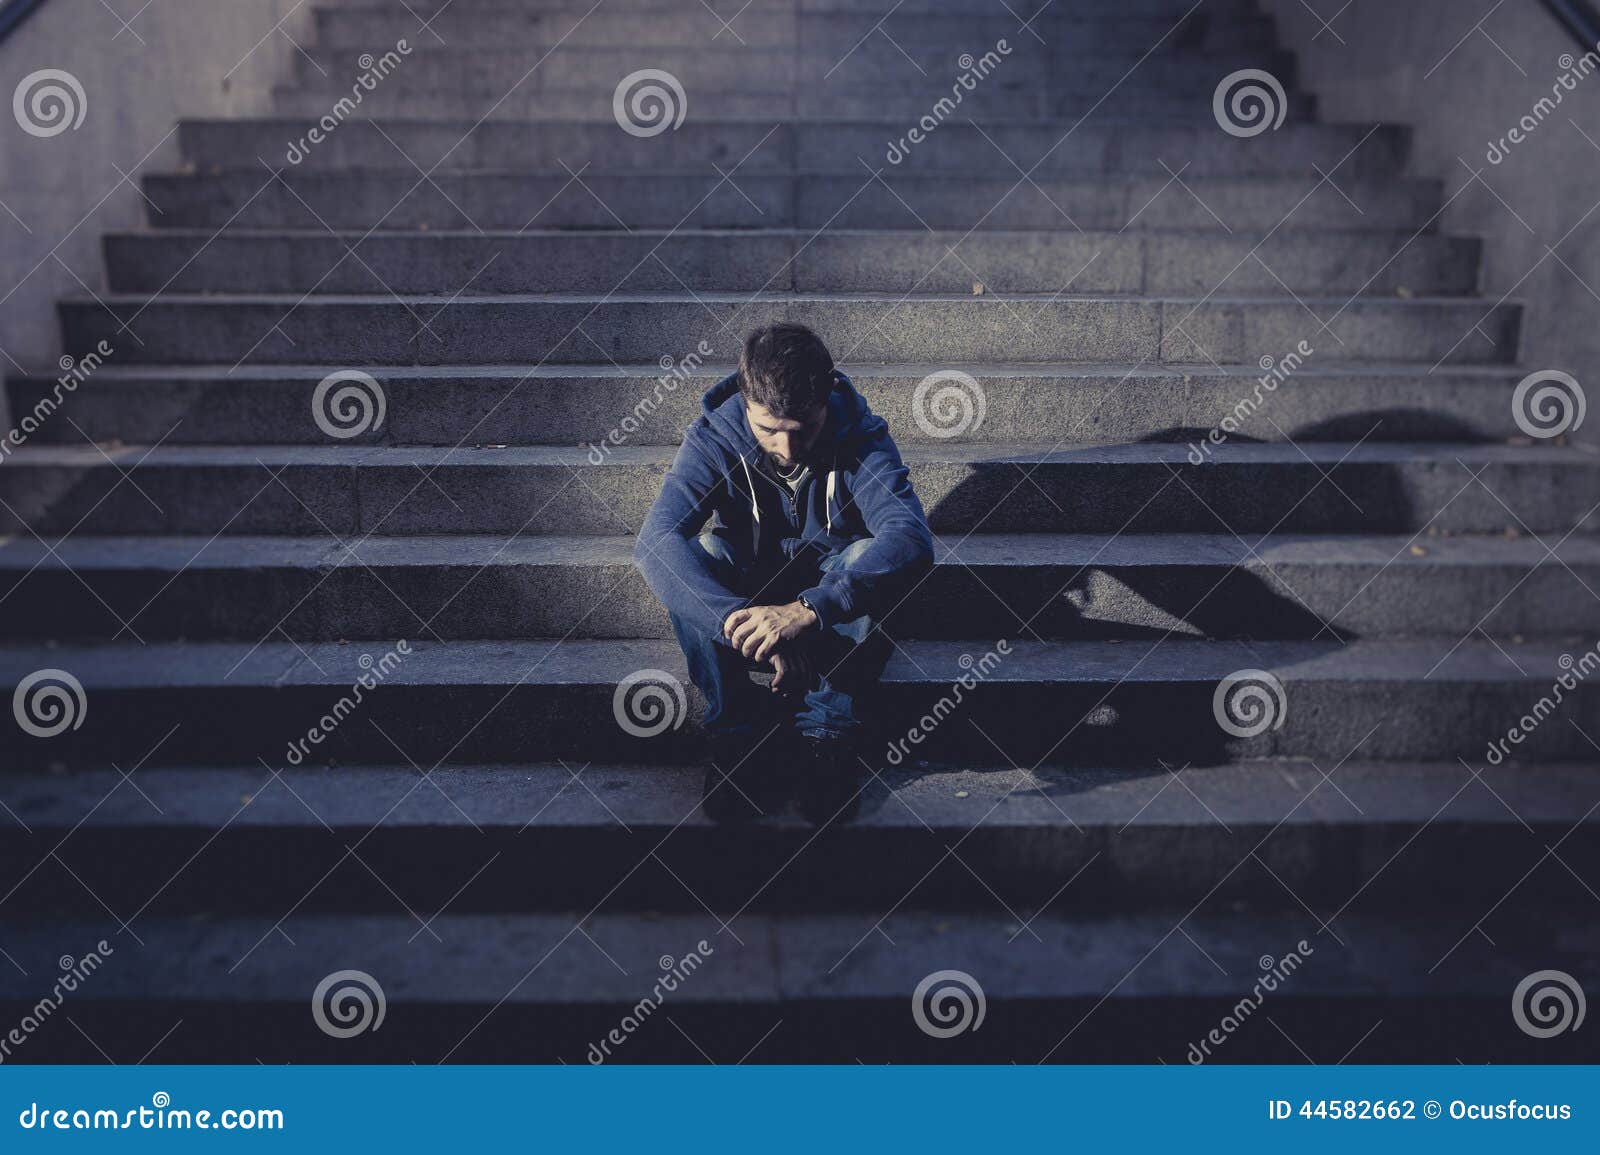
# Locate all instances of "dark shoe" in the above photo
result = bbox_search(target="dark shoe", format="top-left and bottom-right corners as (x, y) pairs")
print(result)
(798, 736), (862, 825)
(700, 732), (770, 824)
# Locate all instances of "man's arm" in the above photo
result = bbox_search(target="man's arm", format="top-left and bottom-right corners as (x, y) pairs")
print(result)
(633, 436), (748, 645)
(725, 601), (817, 662)
(797, 431), (934, 627)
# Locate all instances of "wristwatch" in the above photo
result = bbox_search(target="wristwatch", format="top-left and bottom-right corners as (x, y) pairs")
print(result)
(796, 594), (820, 624)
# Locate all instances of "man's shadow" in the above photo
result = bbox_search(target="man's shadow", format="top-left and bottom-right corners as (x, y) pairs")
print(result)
(842, 411), (1468, 786)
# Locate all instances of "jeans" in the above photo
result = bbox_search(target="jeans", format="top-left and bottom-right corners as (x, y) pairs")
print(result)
(668, 529), (889, 742)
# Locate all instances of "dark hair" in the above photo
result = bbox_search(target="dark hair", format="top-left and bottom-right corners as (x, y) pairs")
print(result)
(738, 323), (834, 418)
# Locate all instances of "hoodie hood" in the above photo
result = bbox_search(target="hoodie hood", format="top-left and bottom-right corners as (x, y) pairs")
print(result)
(699, 368), (883, 462)
(698, 367), (883, 544)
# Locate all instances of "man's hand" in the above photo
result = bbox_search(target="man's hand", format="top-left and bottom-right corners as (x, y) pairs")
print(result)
(724, 600), (819, 662)
(768, 645), (812, 693)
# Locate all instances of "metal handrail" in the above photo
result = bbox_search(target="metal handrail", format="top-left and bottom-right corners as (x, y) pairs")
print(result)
(1541, 0), (1600, 50)
(0, 0), (50, 44)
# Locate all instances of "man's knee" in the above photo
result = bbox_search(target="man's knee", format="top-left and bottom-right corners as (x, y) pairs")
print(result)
(824, 535), (876, 571)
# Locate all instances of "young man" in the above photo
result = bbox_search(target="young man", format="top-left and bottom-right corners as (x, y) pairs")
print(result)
(634, 323), (934, 824)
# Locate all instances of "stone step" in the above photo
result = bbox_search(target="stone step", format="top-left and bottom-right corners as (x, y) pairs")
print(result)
(100, 229), (1481, 297)
(3, 532), (1595, 642)
(0, 637), (1594, 768)
(358, 0), (1260, 14)
(6, 904), (1586, 1062)
(2, 442), (1588, 537)
(59, 294), (1519, 365)
(2, 762), (1596, 917)
(270, 83), (1314, 123)
(284, 44), (1297, 102)
(294, 41), (1291, 82)
(310, 5), (1278, 50)
(180, 118), (1408, 177)
(4, 362), (1528, 447)
(144, 169), (1442, 232)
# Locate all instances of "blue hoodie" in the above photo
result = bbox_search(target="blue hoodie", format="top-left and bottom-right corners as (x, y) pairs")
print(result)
(634, 370), (934, 647)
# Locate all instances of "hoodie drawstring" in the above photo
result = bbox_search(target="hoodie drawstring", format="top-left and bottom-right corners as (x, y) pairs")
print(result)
(742, 450), (838, 550)
(824, 454), (837, 536)
(739, 454), (762, 556)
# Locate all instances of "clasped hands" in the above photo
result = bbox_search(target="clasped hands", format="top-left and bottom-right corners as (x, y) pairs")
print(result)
(723, 600), (820, 692)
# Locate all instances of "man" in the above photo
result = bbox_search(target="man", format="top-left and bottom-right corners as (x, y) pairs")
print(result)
(634, 323), (934, 824)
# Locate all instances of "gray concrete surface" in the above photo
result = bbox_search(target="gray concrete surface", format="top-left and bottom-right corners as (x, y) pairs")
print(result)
(1, 440), (1594, 535)
(1267, 0), (1600, 447)
(2, 530), (1598, 640)
(0, 0), (312, 376)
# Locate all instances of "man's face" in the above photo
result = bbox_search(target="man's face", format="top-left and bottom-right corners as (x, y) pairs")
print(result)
(746, 398), (827, 470)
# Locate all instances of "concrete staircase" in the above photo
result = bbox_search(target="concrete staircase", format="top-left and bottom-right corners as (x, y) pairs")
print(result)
(2, 0), (1597, 1062)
